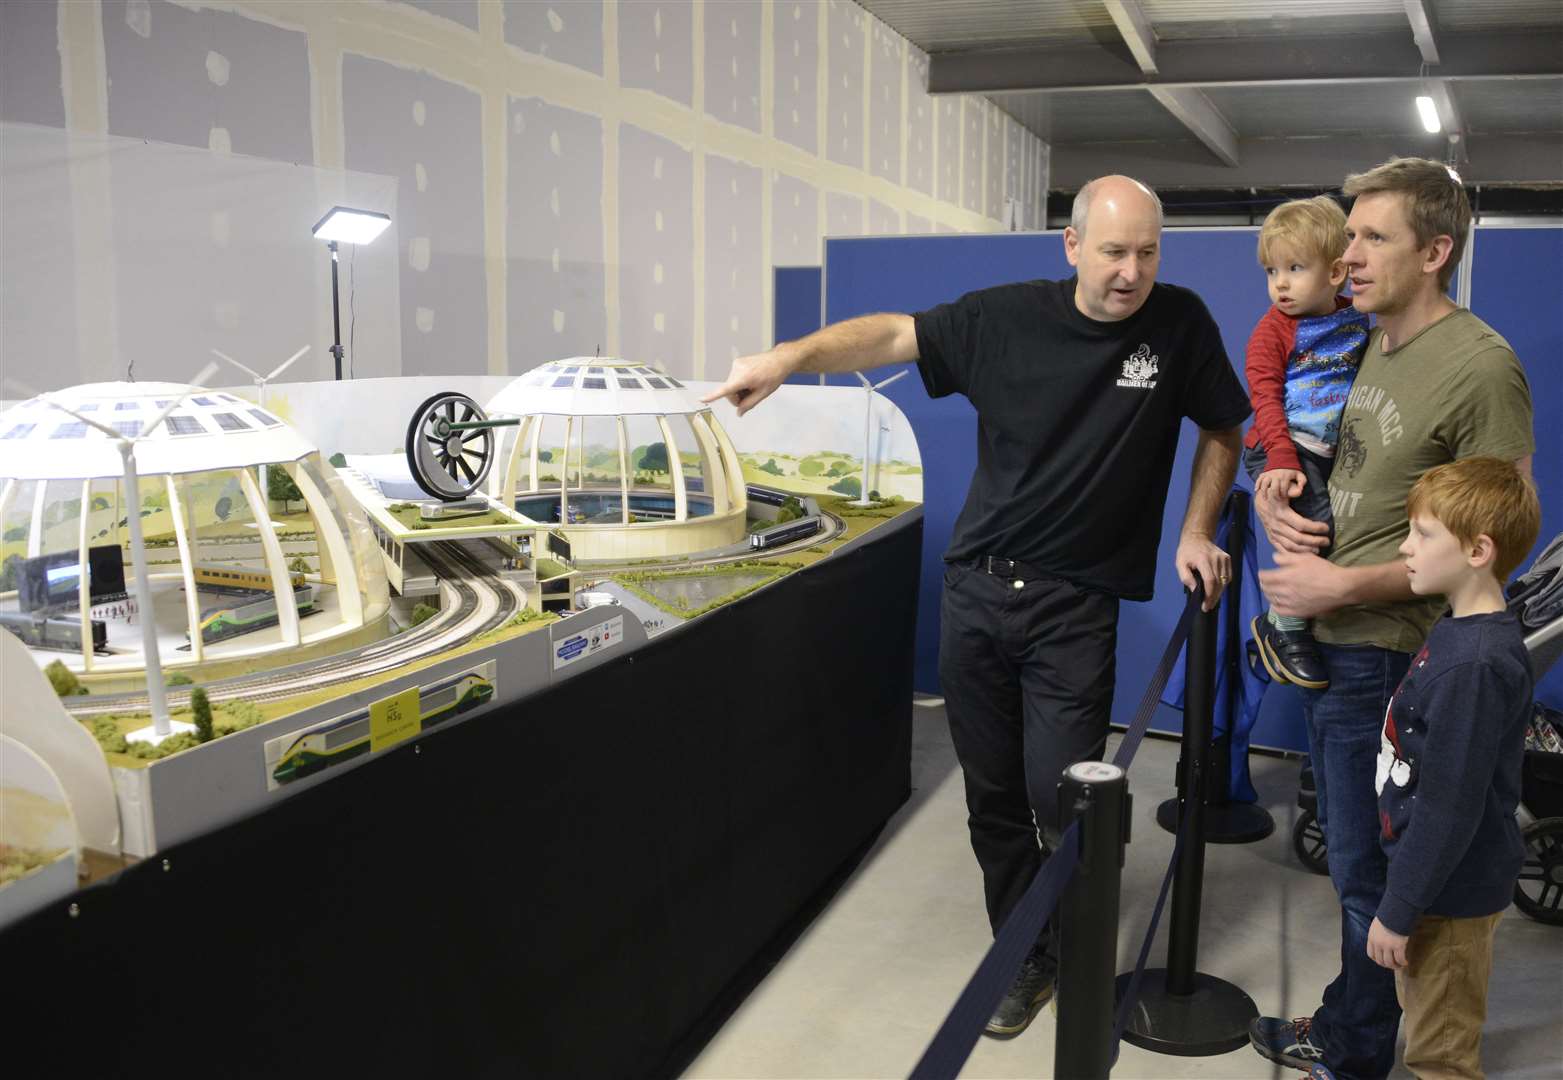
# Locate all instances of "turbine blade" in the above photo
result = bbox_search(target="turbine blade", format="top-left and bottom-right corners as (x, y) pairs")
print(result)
(36, 396), (124, 441)
(267, 345), (310, 382)
(142, 361), (220, 438)
(212, 349), (264, 382)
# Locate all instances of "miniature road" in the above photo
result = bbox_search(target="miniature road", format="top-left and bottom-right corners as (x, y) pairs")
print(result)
(65, 540), (523, 715)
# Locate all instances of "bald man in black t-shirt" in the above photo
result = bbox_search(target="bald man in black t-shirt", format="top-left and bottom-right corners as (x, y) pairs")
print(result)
(704, 175), (1249, 1039)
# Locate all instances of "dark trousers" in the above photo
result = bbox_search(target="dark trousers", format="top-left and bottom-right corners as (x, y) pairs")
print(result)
(939, 562), (1119, 936)
(1302, 643), (1412, 1080)
(1242, 442), (1336, 551)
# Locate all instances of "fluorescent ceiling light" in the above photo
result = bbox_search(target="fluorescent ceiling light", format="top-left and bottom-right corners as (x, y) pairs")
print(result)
(1415, 95), (1442, 134)
(311, 206), (392, 245)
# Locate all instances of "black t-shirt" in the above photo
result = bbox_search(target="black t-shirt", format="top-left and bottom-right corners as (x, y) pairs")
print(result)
(914, 277), (1251, 600)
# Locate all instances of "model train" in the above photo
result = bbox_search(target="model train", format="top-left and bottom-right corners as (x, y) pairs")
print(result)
(192, 564), (306, 594)
(749, 515), (822, 551)
(745, 486), (793, 508)
(270, 669), (495, 785)
(194, 586), (318, 644)
(0, 610), (108, 653)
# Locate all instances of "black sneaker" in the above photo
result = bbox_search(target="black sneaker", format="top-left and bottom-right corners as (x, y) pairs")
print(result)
(984, 951), (1056, 1039)
(1252, 615), (1330, 690)
(1249, 1015), (1327, 1069)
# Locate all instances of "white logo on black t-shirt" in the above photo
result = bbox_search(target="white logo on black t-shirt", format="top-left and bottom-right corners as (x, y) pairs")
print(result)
(1117, 344), (1159, 389)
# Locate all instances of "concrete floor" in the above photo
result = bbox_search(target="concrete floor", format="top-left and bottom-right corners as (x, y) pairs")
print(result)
(686, 703), (1563, 1079)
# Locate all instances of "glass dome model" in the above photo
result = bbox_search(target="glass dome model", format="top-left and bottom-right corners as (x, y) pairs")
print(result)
(0, 382), (390, 681)
(482, 359), (748, 562)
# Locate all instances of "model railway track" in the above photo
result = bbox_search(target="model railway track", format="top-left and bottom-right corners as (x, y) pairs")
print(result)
(65, 541), (522, 716)
(579, 509), (848, 575)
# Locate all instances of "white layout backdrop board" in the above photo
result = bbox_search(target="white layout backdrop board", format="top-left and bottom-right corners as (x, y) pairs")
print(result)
(0, 123), (401, 392)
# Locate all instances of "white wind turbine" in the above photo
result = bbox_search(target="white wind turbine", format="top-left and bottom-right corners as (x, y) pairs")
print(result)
(212, 345), (309, 490)
(10, 363), (220, 743)
(851, 369), (908, 506)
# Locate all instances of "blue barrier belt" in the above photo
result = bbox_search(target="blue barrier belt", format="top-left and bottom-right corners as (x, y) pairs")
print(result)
(908, 821), (1081, 1080)
(1113, 588), (1202, 771)
(1110, 798), (1194, 1063)
(908, 588), (1203, 1080)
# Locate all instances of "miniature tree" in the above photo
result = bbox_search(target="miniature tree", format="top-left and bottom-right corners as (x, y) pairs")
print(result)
(0, 553), (22, 591)
(759, 459), (784, 476)
(44, 659), (82, 697)
(166, 672), (194, 686)
(868, 490), (881, 502)
(267, 467), (304, 513)
(289, 556), (311, 574)
(829, 476), (862, 498)
(639, 442), (669, 474)
(214, 495), (233, 521)
(537, 449), (554, 463)
(800, 459), (823, 477)
(411, 602), (438, 626)
(190, 686), (214, 743)
(328, 452), (348, 468)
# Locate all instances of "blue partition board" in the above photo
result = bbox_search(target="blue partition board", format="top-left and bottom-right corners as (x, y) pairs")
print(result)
(822, 225), (1559, 752)
(1468, 225), (1563, 707)
(773, 265), (824, 385)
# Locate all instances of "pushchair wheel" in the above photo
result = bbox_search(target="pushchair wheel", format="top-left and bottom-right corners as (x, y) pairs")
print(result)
(1514, 817), (1563, 926)
(1292, 808), (1328, 876)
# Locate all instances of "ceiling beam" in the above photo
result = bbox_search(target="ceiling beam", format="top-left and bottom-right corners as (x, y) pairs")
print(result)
(1103, 0), (1159, 73)
(1101, 1), (1240, 169)
(1048, 134), (1560, 190)
(926, 30), (1563, 94)
(1403, 1), (1441, 65)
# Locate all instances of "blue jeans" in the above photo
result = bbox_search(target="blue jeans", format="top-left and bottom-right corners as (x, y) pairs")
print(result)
(1301, 643), (1412, 1080)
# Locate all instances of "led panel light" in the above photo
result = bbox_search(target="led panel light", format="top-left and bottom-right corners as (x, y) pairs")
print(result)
(1415, 95), (1442, 134)
(311, 206), (392, 245)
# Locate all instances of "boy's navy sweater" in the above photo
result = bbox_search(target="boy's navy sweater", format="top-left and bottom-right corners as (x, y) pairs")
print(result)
(1374, 610), (1532, 936)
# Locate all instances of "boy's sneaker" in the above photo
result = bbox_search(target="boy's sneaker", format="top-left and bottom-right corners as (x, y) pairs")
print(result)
(984, 950), (1056, 1039)
(1249, 1015), (1327, 1069)
(1252, 615), (1330, 690)
(1307, 1065), (1338, 1080)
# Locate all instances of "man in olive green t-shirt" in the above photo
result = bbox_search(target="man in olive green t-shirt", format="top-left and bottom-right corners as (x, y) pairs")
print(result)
(1247, 159), (1534, 1078)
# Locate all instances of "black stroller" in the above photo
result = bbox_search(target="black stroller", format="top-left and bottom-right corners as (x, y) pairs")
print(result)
(1287, 532), (1563, 927)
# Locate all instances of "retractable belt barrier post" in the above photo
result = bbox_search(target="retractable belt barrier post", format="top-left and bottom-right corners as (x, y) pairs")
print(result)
(1053, 762), (1130, 1079)
(1155, 489), (1275, 844)
(1114, 589), (1259, 1055)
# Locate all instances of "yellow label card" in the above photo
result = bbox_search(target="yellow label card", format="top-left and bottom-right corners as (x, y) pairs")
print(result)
(369, 686), (422, 754)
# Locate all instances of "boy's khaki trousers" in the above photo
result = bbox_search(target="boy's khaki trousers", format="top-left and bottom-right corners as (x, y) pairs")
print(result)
(1395, 911), (1504, 1080)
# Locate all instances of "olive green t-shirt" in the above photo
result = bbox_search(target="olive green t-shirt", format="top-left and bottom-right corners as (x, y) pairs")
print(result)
(1314, 308), (1534, 653)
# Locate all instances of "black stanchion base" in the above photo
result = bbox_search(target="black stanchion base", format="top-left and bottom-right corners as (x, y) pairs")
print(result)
(1114, 969), (1258, 1056)
(1156, 797), (1275, 844)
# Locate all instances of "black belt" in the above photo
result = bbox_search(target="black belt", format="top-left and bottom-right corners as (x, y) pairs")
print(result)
(969, 555), (1048, 581)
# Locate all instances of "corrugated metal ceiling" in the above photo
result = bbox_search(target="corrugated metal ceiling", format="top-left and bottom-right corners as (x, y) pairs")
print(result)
(858, 0), (1563, 158)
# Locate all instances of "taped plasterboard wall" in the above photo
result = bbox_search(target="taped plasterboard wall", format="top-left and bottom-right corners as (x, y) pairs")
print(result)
(8, 0), (1050, 384)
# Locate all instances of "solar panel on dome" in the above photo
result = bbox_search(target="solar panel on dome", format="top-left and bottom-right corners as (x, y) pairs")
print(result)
(52, 422), (88, 439)
(1, 423), (36, 439)
(587, 367), (604, 374)
(211, 412), (250, 432)
(77, 403), (98, 412)
(553, 376), (574, 388)
(666, 377), (684, 388)
(113, 421), (142, 437)
(617, 378), (640, 390)
(115, 401), (136, 411)
(562, 366), (581, 374)
(155, 400), (172, 408)
(164, 415), (204, 436)
(192, 396), (217, 406)
(219, 394), (241, 403)
(583, 377), (607, 390)
(644, 377), (668, 389)
(248, 409), (280, 427)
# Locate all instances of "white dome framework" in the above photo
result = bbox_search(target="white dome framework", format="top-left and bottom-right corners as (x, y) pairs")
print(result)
(0, 382), (389, 680)
(483, 359), (748, 562)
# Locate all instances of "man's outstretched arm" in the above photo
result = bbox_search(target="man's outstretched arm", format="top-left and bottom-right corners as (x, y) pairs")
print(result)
(700, 313), (918, 415)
